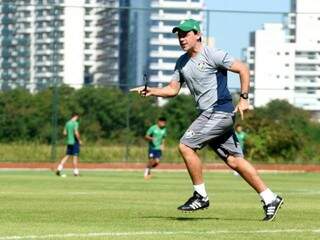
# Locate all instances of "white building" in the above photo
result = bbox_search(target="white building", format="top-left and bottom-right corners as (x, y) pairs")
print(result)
(0, 0), (101, 91)
(244, 0), (320, 115)
(149, 0), (205, 86)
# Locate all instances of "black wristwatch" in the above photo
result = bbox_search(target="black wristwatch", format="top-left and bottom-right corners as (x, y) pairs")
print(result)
(240, 92), (249, 99)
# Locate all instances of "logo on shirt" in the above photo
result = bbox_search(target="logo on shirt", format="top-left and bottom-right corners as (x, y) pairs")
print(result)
(197, 62), (206, 71)
(185, 130), (195, 138)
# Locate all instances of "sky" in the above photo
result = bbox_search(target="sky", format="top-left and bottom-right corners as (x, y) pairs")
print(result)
(204, 0), (290, 89)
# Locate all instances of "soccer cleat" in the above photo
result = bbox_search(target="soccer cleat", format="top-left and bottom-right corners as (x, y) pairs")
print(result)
(177, 191), (209, 212)
(55, 170), (61, 176)
(262, 196), (284, 221)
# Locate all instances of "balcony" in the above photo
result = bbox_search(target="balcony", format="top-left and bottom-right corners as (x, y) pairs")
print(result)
(150, 38), (178, 45)
(150, 62), (174, 70)
(151, 13), (191, 21)
(150, 26), (174, 33)
(151, 1), (203, 10)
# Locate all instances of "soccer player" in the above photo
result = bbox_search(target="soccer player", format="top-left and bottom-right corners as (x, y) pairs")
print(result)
(235, 124), (247, 152)
(131, 19), (283, 221)
(144, 117), (167, 179)
(56, 112), (82, 177)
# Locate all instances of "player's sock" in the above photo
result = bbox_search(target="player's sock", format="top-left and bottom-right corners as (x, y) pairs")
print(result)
(73, 168), (79, 176)
(57, 164), (63, 171)
(259, 188), (277, 205)
(144, 168), (151, 176)
(193, 183), (208, 198)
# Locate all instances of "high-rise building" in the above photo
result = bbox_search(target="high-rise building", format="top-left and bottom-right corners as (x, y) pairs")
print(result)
(243, 0), (320, 116)
(149, 0), (204, 86)
(95, 0), (150, 91)
(95, 0), (120, 87)
(1, 0), (205, 92)
(0, 0), (34, 90)
(0, 0), (101, 91)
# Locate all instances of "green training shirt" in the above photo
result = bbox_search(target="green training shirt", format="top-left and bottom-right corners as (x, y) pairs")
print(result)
(146, 124), (167, 150)
(65, 120), (79, 145)
(235, 131), (246, 150)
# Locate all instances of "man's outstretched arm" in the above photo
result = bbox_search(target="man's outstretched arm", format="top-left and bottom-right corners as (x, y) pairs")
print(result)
(130, 80), (181, 98)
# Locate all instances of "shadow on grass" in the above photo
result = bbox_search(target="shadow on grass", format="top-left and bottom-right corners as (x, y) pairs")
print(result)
(140, 216), (258, 222)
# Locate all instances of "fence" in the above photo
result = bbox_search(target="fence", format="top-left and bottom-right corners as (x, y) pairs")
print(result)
(0, 1), (319, 163)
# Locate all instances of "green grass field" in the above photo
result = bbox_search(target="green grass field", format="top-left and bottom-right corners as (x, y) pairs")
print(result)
(0, 170), (319, 240)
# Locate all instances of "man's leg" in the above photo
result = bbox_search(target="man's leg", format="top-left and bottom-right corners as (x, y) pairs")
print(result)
(225, 156), (267, 193)
(144, 158), (159, 179)
(178, 143), (203, 185)
(177, 143), (209, 211)
(225, 155), (283, 221)
(56, 155), (69, 175)
(72, 156), (79, 176)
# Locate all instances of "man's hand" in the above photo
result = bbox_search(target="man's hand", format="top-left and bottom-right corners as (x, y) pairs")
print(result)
(130, 86), (151, 97)
(233, 98), (249, 120)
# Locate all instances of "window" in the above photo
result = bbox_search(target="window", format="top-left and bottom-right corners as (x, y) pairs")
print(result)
(150, 58), (159, 63)
(85, 8), (92, 15)
(163, 33), (176, 39)
(162, 70), (173, 75)
(163, 45), (179, 51)
(164, 20), (181, 26)
(163, 58), (177, 64)
(85, 66), (91, 72)
(151, 45), (159, 51)
(163, 9), (186, 14)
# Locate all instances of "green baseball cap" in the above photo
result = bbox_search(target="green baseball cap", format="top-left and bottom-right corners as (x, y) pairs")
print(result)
(172, 19), (201, 33)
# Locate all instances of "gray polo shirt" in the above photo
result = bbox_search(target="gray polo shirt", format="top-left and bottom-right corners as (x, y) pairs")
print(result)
(172, 46), (235, 112)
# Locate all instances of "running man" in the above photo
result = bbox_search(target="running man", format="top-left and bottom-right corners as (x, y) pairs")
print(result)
(144, 117), (167, 179)
(131, 19), (283, 221)
(56, 112), (82, 177)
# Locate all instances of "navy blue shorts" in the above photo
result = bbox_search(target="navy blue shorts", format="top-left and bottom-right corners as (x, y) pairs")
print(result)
(148, 149), (162, 160)
(66, 143), (80, 156)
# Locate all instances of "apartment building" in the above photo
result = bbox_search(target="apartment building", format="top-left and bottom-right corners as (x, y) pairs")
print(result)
(243, 0), (320, 116)
(0, 0), (100, 91)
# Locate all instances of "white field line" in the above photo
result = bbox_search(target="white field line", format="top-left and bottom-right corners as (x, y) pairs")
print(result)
(0, 229), (319, 240)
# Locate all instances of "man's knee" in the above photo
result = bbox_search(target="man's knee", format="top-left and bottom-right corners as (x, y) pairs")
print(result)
(226, 155), (243, 169)
(179, 143), (190, 155)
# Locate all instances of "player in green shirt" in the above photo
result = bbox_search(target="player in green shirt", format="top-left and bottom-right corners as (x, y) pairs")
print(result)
(235, 124), (247, 152)
(144, 117), (167, 179)
(56, 112), (82, 177)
